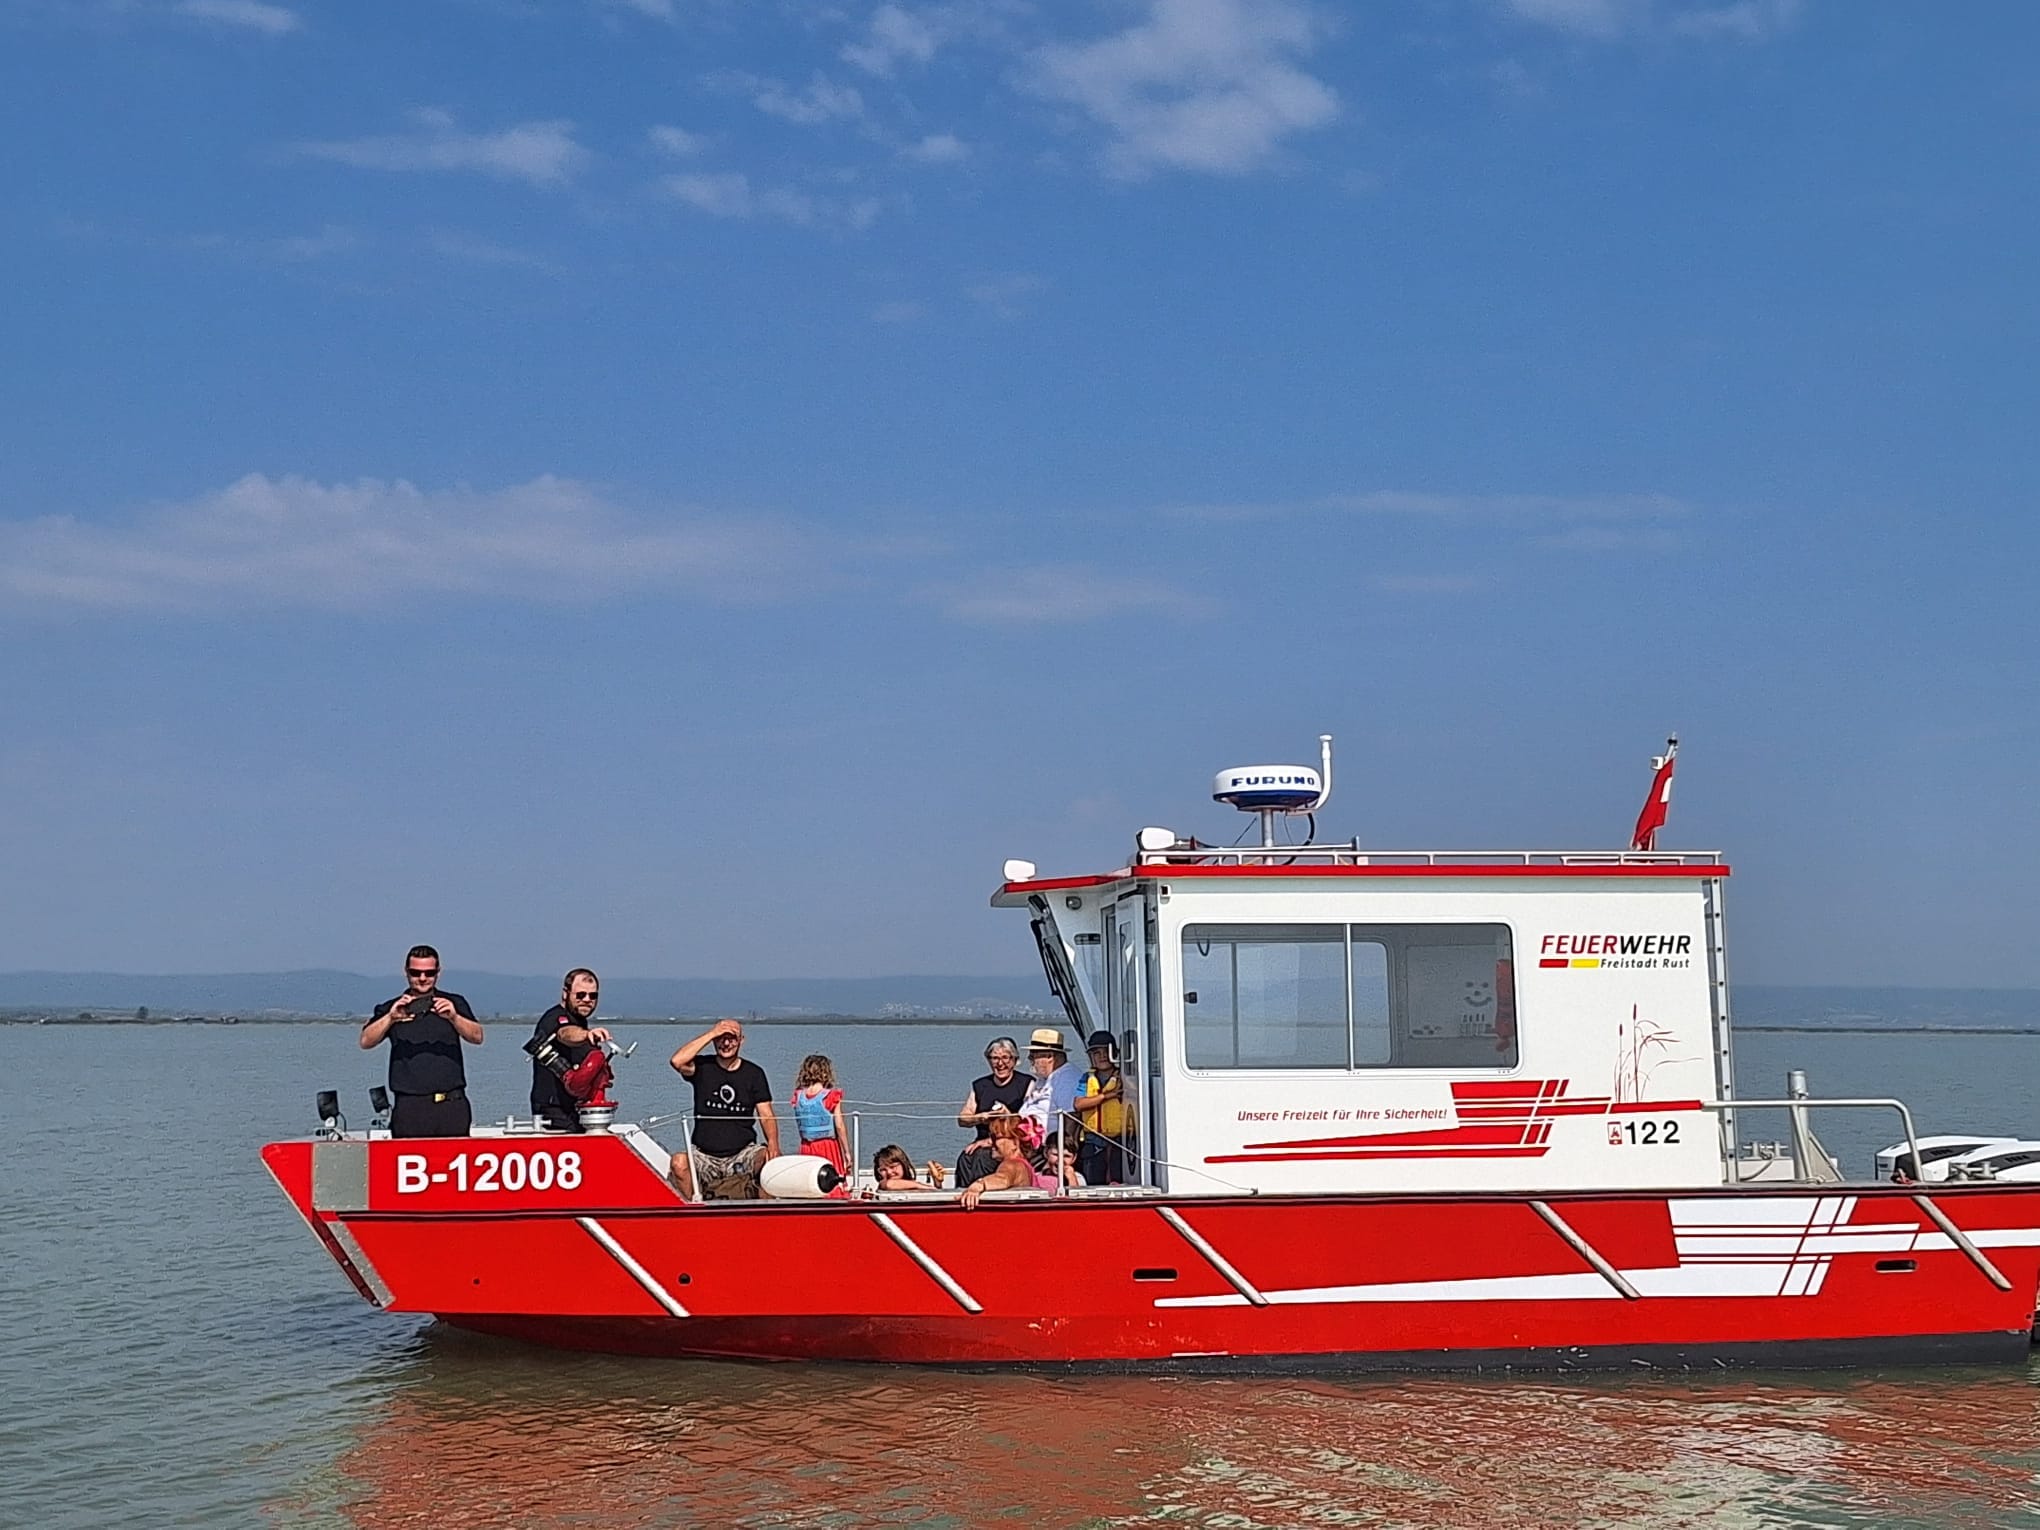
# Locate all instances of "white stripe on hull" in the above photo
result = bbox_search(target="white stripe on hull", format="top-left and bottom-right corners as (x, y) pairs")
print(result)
(1155, 1197), (2040, 1310)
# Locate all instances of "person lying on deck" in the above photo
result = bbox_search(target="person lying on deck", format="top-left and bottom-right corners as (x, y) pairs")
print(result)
(959, 1115), (1034, 1209)
(870, 1144), (948, 1193)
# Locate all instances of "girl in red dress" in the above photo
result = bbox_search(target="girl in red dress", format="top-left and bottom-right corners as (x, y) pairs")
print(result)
(790, 1054), (850, 1195)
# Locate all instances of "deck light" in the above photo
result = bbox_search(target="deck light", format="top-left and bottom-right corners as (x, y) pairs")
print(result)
(315, 1089), (342, 1134)
(1003, 859), (1037, 882)
(368, 1086), (391, 1127)
(1137, 826), (1177, 852)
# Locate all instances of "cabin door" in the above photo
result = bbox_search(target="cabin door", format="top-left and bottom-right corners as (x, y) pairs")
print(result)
(1104, 893), (1159, 1187)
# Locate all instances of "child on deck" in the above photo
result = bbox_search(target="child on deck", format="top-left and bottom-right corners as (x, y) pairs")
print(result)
(1073, 1030), (1130, 1185)
(871, 1144), (948, 1193)
(790, 1054), (851, 1197)
(1036, 1131), (1085, 1190)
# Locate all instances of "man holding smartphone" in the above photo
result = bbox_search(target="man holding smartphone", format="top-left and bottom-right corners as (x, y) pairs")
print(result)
(359, 944), (485, 1137)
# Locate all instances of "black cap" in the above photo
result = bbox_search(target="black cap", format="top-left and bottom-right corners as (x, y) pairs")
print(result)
(1085, 1031), (1116, 1054)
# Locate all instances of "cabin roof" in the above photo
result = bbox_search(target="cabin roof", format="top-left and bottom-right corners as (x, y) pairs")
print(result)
(992, 851), (1728, 906)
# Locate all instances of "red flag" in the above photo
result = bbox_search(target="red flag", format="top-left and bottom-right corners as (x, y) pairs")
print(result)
(1630, 736), (1678, 851)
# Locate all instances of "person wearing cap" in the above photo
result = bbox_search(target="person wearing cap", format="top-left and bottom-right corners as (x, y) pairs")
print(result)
(1073, 1031), (1131, 1185)
(1018, 1026), (1083, 1156)
(955, 1034), (1030, 1185)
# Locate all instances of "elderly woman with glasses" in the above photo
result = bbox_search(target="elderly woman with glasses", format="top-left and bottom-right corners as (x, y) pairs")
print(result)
(954, 1034), (1030, 1184)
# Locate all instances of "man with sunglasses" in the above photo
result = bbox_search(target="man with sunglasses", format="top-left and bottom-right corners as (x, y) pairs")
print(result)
(359, 944), (484, 1138)
(528, 968), (613, 1132)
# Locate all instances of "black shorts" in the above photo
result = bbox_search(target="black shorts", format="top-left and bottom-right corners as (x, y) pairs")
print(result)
(391, 1091), (471, 1138)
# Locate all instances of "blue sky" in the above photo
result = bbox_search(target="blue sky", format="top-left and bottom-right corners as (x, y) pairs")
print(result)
(1, 0), (2034, 986)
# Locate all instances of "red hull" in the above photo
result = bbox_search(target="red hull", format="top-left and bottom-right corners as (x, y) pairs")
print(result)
(264, 1135), (2040, 1370)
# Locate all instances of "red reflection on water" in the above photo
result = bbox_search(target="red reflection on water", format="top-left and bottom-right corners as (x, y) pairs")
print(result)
(296, 1336), (2040, 1530)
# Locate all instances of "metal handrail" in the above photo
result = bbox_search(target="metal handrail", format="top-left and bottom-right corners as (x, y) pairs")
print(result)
(1135, 846), (1724, 867)
(1703, 1096), (1920, 1183)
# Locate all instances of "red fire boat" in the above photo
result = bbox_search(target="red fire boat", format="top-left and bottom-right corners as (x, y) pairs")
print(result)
(264, 737), (2040, 1369)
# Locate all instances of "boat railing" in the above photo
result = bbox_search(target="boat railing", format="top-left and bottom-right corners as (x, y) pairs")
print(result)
(1705, 1095), (1921, 1185)
(839, 1105), (1238, 1199)
(1134, 845), (1725, 868)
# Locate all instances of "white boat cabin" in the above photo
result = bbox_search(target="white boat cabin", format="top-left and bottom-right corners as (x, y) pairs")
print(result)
(992, 744), (1740, 1197)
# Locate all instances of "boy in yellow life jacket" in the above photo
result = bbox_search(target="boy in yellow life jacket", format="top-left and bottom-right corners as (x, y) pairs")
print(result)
(1073, 1031), (1131, 1185)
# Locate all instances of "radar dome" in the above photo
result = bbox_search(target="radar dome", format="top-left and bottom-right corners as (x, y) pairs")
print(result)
(1212, 766), (1323, 814)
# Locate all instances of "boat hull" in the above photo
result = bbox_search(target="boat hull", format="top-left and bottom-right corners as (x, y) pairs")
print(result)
(435, 1314), (2032, 1371)
(264, 1134), (2040, 1371)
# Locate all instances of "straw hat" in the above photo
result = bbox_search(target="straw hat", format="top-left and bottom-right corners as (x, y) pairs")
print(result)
(1027, 1027), (1067, 1053)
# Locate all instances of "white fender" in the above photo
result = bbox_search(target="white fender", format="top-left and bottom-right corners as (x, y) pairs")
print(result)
(758, 1154), (841, 1199)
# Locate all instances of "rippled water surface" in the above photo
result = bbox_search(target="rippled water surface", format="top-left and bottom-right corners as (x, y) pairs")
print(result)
(9, 1023), (2040, 1529)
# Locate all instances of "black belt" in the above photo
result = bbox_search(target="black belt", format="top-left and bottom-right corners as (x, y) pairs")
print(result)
(397, 1089), (466, 1102)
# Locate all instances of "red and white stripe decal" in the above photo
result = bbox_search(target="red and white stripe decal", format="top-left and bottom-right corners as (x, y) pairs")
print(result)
(1156, 1196), (2040, 1309)
(1206, 1079), (1707, 1164)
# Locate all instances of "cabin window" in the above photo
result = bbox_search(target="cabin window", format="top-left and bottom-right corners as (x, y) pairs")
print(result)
(1182, 924), (1348, 1069)
(1182, 923), (1517, 1071)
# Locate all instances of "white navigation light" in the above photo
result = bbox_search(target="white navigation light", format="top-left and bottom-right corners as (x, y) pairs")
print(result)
(1136, 825), (1178, 853)
(1212, 765), (1323, 814)
(1002, 858), (1038, 882)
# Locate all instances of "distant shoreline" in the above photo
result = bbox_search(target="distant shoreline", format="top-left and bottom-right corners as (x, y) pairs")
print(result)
(10, 1018), (2040, 1037)
(0, 1014), (1034, 1028)
(1737, 1025), (2040, 1037)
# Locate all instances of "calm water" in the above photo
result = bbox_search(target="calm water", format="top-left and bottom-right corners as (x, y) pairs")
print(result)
(8, 1022), (2040, 1529)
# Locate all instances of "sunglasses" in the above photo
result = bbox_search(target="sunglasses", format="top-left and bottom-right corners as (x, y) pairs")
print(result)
(570, 990), (598, 1000)
(406, 967), (438, 978)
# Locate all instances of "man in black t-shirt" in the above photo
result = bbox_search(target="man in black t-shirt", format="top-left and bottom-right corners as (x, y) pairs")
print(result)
(359, 944), (484, 1138)
(529, 967), (612, 1131)
(666, 1019), (779, 1199)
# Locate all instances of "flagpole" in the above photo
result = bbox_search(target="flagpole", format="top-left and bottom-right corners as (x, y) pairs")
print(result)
(1630, 734), (1679, 852)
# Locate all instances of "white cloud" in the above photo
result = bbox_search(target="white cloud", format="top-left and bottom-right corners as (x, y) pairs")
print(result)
(1029, 0), (1338, 178)
(1167, 489), (1691, 552)
(294, 110), (588, 189)
(871, 299), (926, 323)
(1172, 489), (1690, 524)
(174, 0), (300, 35)
(901, 132), (969, 165)
(1328, 490), (1689, 521)
(662, 172), (882, 231)
(603, 0), (674, 18)
(1369, 573), (1494, 594)
(1501, 0), (1638, 38)
(842, 3), (939, 76)
(176, 224), (358, 263)
(268, 224), (356, 259)
(0, 475), (822, 613)
(933, 564), (1208, 624)
(964, 272), (1044, 318)
(1669, 0), (1802, 40)
(1502, 0), (1801, 40)
(423, 229), (557, 272)
(749, 72), (865, 127)
(665, 172), (755, 218)
(647, 124), (708, 157)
